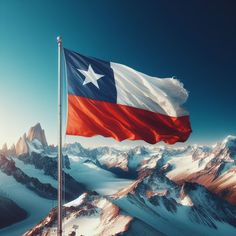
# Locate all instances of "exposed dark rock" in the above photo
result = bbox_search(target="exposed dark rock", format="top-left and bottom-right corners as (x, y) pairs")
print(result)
(161, 197), (177, 213)
(0, 195), (27, 229)
(101, 163), (138, 179)
(18, 152), (86, 201)
(149, 196), (160, 206)
(27, 123), (48, 146)
(0, 154), (57, 199)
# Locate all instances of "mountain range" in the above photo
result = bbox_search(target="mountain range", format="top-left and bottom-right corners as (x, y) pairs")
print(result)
(0, 123), (236, 235)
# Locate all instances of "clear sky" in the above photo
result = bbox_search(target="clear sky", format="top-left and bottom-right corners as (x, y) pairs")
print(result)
(0, 0), (236, 147)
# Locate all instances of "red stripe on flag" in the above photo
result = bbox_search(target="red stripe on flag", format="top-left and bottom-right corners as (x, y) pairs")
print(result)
(66, 95), (192, 144)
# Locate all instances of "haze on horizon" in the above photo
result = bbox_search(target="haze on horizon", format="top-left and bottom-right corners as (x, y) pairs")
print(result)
(0, 0), (236, 147)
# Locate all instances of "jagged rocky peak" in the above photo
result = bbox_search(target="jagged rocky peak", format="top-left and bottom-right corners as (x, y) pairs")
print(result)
(24, 193), (133, 236)
(0, 143), (8, 156)
(15, 133), (29, 156)
(0, 143), (17, 157)
(27, 123), (48, 146)
(1, 143), (8, 151)
(179, 183), (194, 206)
(221, 135), (236, 149)
(213, 135), (236, 150)
(9, 144), (16, 155)
(130, 145), (149, 155)
(212, 135), (236, 160)
(14, 123), (48, 156)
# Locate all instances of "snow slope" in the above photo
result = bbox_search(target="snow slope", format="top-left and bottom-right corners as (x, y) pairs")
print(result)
(0, 171), (54, 236)
(13, 158), (58, 189)
(2, 123), (236, 236)
(66, 155), (134, 195)
(24, 193), (133, 236)
(114, 171), (236, 236)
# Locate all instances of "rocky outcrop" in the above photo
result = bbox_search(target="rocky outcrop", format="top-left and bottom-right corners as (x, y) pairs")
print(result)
(27, 123), (48, 146)
(0, 195), (27, 229)
(18, 152), (86, 201)
(0, 154), (57, 199)
(24, 193), (134, 236)
(15, 133), (29, 156)
(114, 170), (236, 235)
(164, 136), (236, 205)
(8, 144), (16, 156)
(14, 123), (48, 156)
(0, 143), (8, 156)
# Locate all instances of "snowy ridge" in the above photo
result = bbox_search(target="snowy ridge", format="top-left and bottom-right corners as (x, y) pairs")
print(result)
(114, 171), (236, 236)
(164, 135), (236, 204)
(24, 193), (133, 236)
(1, 123), (236, 235)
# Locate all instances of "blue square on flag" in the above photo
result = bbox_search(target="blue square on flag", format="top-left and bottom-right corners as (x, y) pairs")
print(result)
(64, 48), (117, 103)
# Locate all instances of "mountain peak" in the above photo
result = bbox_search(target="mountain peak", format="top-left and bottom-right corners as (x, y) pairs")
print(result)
(1, 143), (8, 151)
(0, 143), (8, 156)
(27, 123), (48, 146)
(15, 133), (28, 155)
(222, 135), (236, 148)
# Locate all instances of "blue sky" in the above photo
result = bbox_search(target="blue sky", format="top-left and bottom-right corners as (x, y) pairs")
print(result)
(0, 0), (235, 147)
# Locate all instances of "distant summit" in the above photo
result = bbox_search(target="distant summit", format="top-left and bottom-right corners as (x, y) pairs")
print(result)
(15, 123), (48, 155)
(27, 123), (48, 146)
(15, 133), (28, 156)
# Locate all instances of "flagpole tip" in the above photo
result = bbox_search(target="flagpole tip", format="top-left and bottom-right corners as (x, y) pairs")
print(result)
(57, 36), (62, 44)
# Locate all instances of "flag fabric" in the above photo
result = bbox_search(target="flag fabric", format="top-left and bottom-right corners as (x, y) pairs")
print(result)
(64, 48), (191, 144)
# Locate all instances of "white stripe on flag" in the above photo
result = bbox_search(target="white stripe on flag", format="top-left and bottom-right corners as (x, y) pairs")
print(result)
(111, 62), (189, 117)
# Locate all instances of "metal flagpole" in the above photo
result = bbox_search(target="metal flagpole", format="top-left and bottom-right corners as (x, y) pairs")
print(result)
(57, 36), (63, 236)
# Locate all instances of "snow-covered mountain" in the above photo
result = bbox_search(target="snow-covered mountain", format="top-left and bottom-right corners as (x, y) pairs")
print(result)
(27, 123), (48, 147)
(113, 170), (236, 236)
(0, 124), (86, 235)
(1, 123), (236, 235)
(26, 162), (236, 236)
(14, 123), (48, 156)
(24, 193), (130, 236)
(24, 192), (164, 236)
(164, 136), (236, 205)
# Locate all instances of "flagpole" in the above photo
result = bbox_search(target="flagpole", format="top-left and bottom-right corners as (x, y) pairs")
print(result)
(57, 36), (63, 236)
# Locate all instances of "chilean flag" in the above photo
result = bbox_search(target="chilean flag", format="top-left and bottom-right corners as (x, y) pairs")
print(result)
(64, 48), (191, 144)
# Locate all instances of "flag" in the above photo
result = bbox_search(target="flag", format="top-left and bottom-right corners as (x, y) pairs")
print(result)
(64, 48), (191, 144)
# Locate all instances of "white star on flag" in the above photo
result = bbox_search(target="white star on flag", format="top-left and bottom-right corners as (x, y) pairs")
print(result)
(78, 65), (104, 89)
